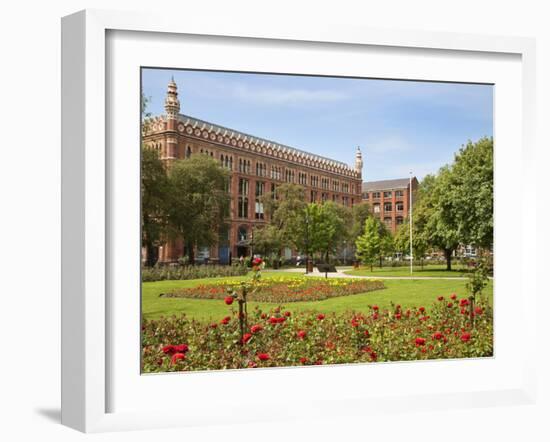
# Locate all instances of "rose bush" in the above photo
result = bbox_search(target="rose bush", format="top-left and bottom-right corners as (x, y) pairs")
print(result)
(160, 277), (384, 303)
(142, 293), (493, 372)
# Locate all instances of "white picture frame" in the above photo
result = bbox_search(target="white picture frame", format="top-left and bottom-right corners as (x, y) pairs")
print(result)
(61, 9), (538, 433)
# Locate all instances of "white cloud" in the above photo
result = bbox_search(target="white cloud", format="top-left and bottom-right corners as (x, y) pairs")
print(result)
(365, 135), (413, 154)
(229, 84), (349, 105)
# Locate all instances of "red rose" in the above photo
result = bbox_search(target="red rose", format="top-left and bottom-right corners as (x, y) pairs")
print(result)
(437, 296), (444, 301)
(369, 351), (377, 361)
(253, 257), (263, 266)
(210, 323), (218, 329)
(395, 313), (402, 320)
(317, 313), (325, 320)
(364, 330), (370, 337)
(372, 305), (379, 311)
(284, 311), (291, 317)
(250, 324), (263, 333)
(415, 337), (426, 346)
(450, 293), (457, 300)
(447, 302), (453, 308)
(459, 298), (469, 307)
(432, 331), (443, 340)
(419, 307), (426, 313)
(220, 316), (231, 325)
(170, 353), (185, 365)
(475, 306), (483, 315)
(162, 345), (176, 354)
(461, 332), (471, 343)
(224, 296), (234, 305)
(173, 344), (189, 353)
(297, 330), (307, 339)
(299, 357), (308, 364)
(261, 313), (267, 319)
(248, 361), (257, 368)
(372, 313), (379, 320)
(242, 333), (252, 344)
(257, 353), (270, 361)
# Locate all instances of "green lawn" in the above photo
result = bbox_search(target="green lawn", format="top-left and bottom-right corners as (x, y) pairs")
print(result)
(142, 272), (493, 322)
(344, 264), (470, 278)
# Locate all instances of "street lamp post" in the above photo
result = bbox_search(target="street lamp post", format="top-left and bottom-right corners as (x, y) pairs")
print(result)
(305, 212), (309, 274)
(409, 171), (413, 275)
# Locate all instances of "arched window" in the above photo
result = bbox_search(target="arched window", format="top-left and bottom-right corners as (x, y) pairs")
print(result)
(238, 226), (248, 242)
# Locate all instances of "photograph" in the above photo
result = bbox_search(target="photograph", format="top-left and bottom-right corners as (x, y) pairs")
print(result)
(140, 68), (494, 373)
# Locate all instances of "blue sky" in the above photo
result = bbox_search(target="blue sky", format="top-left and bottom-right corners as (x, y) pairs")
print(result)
(141, 68), (493, 182)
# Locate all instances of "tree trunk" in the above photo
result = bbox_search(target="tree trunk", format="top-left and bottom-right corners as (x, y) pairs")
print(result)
(379, 255), (383, 268)
(187, 241), (195, 265)
(145, 239), (156, 267)
(444, 249), (452, 271)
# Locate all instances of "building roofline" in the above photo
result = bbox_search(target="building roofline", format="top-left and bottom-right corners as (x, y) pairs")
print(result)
(176, 113), (351, 170)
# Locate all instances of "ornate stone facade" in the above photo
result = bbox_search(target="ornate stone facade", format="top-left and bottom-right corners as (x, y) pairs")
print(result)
(143, 80), (363, 264)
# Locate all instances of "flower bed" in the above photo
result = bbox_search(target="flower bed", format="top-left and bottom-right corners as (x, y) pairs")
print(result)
(142, 293), (493, 372)
(141, 264), (248, 282)
(160, 277), (385, 303)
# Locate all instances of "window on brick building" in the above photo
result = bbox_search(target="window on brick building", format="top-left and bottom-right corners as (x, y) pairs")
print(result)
(384, 191), (392, 198)
(271, 183), (278, 200)
(395, 190), (404, 197)
(384, 217), (392, 228)
(384, 202), (392, 212)
(238, 226), (248, 242)
(238, 178), (249, 219)
(363, 193), (369, 199)
(255, 181), (265, 219)
(185, 146), (191, 158)
(372, 192), (380, 199)
(396, 202), (404, 212)
(373, 203), (380, 214)
(396, 216), (404, 225)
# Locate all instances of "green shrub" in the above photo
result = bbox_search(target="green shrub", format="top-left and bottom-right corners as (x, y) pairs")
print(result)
(141, 265), (248, 282)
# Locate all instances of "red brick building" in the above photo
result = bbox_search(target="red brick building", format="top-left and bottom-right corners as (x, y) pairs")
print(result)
(361, 177), (418, 234)
(143, 79), (363, 264)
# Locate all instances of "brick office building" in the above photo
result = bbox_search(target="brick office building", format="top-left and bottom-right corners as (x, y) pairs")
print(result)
(143, 79), (363, 264)
(361, 177), (418, 234)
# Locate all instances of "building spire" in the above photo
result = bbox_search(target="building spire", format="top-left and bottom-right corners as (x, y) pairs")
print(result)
(355, 146), (363, 175)
(164, 77), (180, 119)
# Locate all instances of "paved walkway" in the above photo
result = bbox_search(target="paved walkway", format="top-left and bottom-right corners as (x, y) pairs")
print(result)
(268, 267), (470, 280)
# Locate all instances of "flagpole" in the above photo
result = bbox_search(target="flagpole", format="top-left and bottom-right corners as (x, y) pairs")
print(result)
(409, 171), (413, 275)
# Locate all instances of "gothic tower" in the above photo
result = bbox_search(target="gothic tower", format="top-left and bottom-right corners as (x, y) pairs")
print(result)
(355, 146), (363, 176)
(164, 77), (180, 161)
(164, 76), (180, 119)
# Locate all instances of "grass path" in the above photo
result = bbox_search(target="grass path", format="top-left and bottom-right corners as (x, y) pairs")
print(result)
(142, 273), (493, 322)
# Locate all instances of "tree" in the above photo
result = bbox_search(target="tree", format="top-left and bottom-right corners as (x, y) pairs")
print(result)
(350, 202), (371, 241)
(167, 155), (230, 264)
(258, 183), (308, 262)
(141, 146), (170, 267)
(394, 217), (429, 268)
(446, 137), (493, 249)
(308, 202), (349, 263)
(355, 217), (381, 271)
